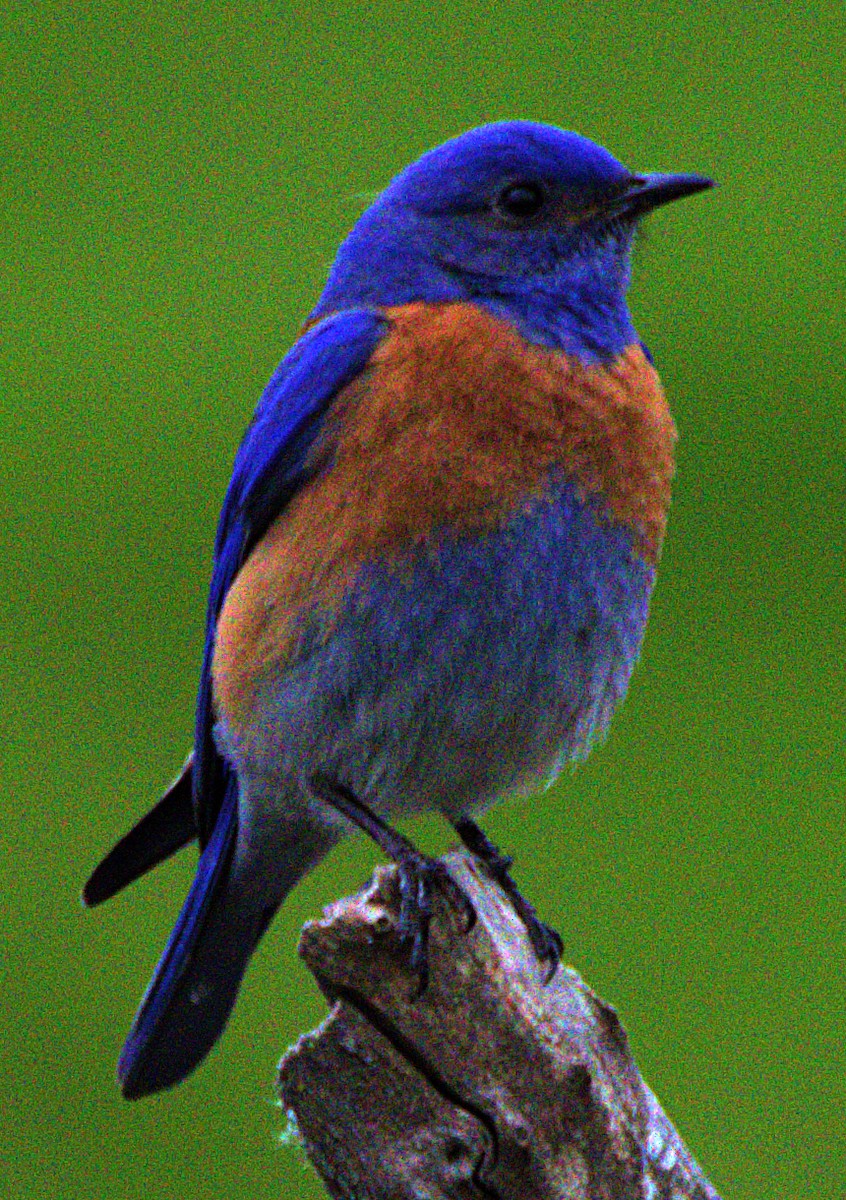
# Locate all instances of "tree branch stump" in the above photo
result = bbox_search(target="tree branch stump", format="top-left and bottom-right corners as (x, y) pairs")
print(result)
(278, 852), (722, 1200)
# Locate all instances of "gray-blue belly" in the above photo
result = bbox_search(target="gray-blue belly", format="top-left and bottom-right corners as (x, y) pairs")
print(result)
(224, 481), (654, 822)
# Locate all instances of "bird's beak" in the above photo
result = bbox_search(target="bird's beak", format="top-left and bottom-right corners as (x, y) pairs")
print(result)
(616, 171), (716, 217)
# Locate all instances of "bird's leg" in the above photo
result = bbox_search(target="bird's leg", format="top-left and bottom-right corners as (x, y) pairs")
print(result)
(310, 775), (475, 995)
(453, 816), (563, 982)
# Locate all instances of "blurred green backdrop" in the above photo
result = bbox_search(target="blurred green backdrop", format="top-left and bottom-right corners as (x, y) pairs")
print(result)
(3, 3), (844, 1197)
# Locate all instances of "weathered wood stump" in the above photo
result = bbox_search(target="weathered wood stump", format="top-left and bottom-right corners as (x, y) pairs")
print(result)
(278, 852), (721, 1200)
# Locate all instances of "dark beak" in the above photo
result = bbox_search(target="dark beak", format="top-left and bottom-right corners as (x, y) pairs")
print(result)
(617, 171), (716, 217)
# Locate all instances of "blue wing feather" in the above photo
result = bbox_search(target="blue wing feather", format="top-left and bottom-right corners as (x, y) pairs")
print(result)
(192, 308), (389, 844)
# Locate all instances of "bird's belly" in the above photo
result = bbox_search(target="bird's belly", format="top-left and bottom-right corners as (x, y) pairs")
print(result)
(217, 481), (654, 822)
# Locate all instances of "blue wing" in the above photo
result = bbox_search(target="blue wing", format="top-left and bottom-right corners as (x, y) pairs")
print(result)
(192, 308), (389, 846)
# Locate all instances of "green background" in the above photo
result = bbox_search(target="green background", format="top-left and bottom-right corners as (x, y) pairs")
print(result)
(3, 3), (844, 1197)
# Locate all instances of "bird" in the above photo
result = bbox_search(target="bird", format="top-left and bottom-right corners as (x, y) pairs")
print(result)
(83, 120), (713, 1100)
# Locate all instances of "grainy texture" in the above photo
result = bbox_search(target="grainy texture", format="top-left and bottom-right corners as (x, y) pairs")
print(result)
(278, 852), (721, 1200)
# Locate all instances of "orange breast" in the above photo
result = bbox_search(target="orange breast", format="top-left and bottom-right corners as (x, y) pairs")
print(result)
(212, 301), (675, 730)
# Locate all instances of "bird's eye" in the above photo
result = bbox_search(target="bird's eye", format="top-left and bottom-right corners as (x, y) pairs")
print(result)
(494, 181), (545, 222)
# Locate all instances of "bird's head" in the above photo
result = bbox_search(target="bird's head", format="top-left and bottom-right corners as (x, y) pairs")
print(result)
(313, 121), (713, 360)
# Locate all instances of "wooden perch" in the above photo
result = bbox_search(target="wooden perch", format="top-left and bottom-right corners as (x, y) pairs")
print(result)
(278, 852), (722, 1200)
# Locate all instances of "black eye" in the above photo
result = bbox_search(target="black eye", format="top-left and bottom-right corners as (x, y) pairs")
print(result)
(495, 181), (545, 222)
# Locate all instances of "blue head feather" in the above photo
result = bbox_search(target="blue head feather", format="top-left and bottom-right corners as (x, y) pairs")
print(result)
(312, 121), (642, 360)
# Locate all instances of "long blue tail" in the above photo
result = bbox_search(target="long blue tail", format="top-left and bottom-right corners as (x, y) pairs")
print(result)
(117, 779), (263, 1099)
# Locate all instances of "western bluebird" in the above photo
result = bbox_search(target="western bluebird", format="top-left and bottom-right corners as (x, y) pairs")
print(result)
(84, 121), (713, 1098)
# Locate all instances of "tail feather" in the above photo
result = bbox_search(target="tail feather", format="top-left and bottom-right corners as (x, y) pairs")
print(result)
(118, 776), (252, 1099)
(83, 756), (196, 907)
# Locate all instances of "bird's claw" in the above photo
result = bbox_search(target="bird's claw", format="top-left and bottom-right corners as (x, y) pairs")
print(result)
(453, 816), (563, 983)
(394, 853), (476, 997)
(497, 881), (563, 982)
(522, 911), (564, 983)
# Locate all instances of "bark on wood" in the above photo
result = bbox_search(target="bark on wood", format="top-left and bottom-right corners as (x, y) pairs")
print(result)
(277, 852), (722, 1200)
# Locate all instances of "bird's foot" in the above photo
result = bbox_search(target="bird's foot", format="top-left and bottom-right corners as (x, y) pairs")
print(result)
(393, 850), (475, 997)
(501, 888), (563, 982)
(454, 816), (563, 982)
(310, 774), (475, 996)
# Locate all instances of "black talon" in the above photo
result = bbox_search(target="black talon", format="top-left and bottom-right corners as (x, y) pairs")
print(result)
(398, 858), (436, 995)
(454, 815), (562, 982)
(310, 774), (476, 994)
(391, 851), (476, 995)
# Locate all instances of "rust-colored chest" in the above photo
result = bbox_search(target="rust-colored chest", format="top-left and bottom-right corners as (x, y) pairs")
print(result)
(327, 301), (676, 567)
